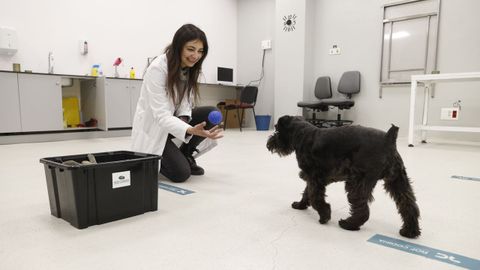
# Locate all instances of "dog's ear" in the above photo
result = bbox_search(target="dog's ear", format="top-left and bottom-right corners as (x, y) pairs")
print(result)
(294, 116), (305, 121)
(277, 115), (293, 130)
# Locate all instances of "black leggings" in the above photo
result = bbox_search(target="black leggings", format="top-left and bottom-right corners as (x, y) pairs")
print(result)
(160, 106), (218, 182)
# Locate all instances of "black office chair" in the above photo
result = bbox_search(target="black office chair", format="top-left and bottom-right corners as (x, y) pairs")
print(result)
(297, 76), (333, 127)
(321, 71), (361, 127)
(224, 86), (258, 131)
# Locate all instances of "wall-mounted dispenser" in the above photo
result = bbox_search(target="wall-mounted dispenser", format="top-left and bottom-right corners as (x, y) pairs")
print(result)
(0, 27), (18, 55)
(80, 40), (88, 55)
(48, 51), (54, 74)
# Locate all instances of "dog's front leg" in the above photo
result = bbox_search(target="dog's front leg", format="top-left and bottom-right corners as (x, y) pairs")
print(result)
(292, 186), (309, 210)
(292, 171), (311, 210)
(308, 182), (331, 224)
(292, 172), (331, 224)
(299, 175), (331, 224)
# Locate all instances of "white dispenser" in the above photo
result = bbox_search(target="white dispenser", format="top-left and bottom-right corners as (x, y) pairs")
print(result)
(48, 52), (54, 74)
(0, 27), (18, 55)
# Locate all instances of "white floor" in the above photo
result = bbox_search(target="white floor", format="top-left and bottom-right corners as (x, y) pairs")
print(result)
(0, 129), (479, 270)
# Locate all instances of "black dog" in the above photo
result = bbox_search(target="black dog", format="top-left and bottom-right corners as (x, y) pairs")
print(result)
(267, 115), (420, 238)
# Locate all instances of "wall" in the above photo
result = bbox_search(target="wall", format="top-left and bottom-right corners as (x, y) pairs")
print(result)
(274, 0), (308, 123)
(237, 0), (275, 127)
(239, 0), (480, 140)
(0, 0), (237, 84)
(312, 0), (480, 141)
(237, 0), (315, 127)
(303, 0), (315, 113)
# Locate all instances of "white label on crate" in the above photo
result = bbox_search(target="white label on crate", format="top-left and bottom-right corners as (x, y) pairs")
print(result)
(112, 171), (131, 189)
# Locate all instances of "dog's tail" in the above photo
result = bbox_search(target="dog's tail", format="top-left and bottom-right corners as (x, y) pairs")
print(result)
(385, 124), (399, 149)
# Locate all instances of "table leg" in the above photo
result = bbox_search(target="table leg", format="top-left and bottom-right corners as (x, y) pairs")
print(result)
(408, 80), (417, 147)
(421, 83), (430, 143)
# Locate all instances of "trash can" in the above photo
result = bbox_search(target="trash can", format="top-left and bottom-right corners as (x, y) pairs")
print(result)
(255, 115), (271, 131)
(40, 151), (161, 229)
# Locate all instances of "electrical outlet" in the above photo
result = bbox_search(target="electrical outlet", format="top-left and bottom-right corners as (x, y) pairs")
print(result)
(329, 45), (340, 55)
(261, 40), (272, 50)
(440, 108), (459, 120)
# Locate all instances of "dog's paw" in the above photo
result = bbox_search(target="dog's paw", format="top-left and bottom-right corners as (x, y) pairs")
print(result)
(400, 227), (421, 238)
(318, 204), (331, 224)
(319, 216), (330, 224)
(292, 201), (308, 210)
(338, 219), (360, 231)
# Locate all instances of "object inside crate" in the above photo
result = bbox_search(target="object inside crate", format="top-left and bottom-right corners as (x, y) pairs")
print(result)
(51, 152), (149, 167)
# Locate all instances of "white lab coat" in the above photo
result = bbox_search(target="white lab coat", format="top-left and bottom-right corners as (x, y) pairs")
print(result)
(131, 54), (216, 166)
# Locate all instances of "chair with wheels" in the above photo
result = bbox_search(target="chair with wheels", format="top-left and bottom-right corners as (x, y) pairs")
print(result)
(297, 76), (333, 127)
(320, 71), (361, 127)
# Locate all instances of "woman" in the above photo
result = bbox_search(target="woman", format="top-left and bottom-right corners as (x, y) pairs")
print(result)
(131, 24), (223, 183)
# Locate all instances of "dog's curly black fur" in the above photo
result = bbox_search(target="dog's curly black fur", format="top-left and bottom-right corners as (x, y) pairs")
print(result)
(267, 115), (421, 238)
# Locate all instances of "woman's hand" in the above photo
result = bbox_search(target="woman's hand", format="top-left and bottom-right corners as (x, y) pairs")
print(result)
(187, 122), (224, 140)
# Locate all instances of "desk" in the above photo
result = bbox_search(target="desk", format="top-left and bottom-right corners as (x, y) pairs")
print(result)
(407, 72), (480, 146)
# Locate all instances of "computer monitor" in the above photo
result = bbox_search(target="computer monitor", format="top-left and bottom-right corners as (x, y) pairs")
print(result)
(217, 67), (234, 85)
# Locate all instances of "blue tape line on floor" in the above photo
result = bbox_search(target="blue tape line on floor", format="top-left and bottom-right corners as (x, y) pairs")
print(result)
(368, 234), (480, 269)
(158, 182), (194, 195)
(451, 175), (480, 182)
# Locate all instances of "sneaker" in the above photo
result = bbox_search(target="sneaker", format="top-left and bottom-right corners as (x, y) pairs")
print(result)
(185, 155), (205, 175)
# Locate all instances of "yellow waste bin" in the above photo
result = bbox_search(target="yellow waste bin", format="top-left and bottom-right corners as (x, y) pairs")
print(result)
(62, 97), (81, 127)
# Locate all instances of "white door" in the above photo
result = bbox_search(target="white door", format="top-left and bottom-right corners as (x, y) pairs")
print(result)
(18, 74), (63, 132)
(105, 79), (131, 128)
(0, 73), (22, 133)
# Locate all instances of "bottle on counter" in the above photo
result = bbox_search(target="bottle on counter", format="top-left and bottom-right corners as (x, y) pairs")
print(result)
(129, 67), (135, 79)
(98, 64), (103, 76)
(91, 64), (99, 77)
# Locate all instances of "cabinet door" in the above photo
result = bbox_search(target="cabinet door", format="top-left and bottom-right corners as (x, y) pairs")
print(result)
(0, 73), (22, 133)
(105, 79), (131, 128)
(18, 74), (63, 132)
(129, 80), (142, 125)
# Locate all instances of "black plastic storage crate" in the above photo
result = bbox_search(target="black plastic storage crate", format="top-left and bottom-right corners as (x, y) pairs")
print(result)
(40, 151), (161, 229)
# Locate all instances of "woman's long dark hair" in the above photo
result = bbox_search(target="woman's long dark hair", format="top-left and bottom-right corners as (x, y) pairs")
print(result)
(164, 24), (208, 105)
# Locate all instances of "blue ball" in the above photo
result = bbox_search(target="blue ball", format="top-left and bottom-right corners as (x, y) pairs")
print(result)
(208, 111), (223, 125)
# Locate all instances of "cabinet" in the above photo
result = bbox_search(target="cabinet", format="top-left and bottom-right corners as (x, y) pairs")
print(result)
(0, 71), (235, 140)
(18, 74), (63, 132)
(0, 73), (22, 133)
(105, 79), (142, 129)
(129, 80), (142, 122)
